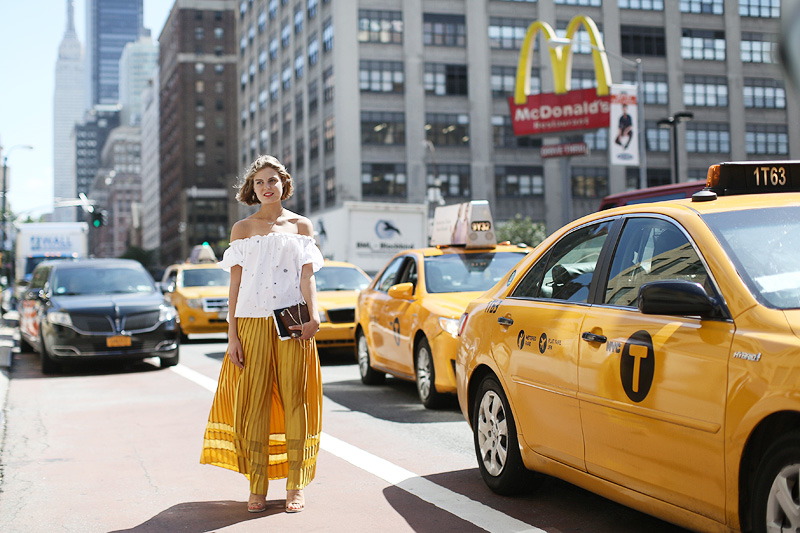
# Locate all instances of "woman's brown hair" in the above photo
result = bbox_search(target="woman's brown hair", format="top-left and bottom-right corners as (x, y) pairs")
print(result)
(235, 155), (294, 205)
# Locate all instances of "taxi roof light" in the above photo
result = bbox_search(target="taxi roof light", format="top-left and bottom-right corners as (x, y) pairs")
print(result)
(702, 160), (800, 197)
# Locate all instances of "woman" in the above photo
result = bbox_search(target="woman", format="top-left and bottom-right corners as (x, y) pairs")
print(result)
(200, 155), (324, 514)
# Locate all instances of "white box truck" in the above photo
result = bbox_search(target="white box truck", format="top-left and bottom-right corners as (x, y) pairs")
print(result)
(312, 201), (428, 275)
(13, 222), (89, 298)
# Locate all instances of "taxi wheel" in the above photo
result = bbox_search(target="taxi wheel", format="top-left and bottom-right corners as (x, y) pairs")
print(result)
(39, 331), (62, 375)
(473, 375), (533, 495)
(18, 333), (33, 353)
(357, 332), (385, 385)
(751, 432), (800, 533)
(415, 338), (445, 409)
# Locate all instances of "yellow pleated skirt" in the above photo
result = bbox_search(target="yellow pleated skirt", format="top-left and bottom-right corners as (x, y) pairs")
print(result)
(200, 316), (322, 494)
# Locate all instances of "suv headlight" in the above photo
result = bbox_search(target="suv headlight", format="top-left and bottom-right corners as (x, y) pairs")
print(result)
(319, 310), (328, 323)
(159, 305), (178, 322)
(438, 317), (459, 337)
(186, 298), (203, 309)
(48, 311), (73, 327)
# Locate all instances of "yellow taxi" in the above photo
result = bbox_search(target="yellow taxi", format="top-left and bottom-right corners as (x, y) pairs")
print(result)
(314, 260), (371, 349)
(161, 259), (229, 341)
(455, 161), (800, 533)
(355, 201), (530, 408)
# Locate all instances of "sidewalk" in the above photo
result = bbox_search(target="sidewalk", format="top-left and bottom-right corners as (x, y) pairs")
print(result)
(0, 312), (18, 464)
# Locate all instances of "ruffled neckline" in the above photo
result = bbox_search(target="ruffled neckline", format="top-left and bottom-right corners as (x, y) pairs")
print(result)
(231, 232), (315, 244)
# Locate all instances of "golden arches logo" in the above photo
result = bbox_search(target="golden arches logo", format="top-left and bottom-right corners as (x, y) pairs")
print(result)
(514, 15), (612, 105)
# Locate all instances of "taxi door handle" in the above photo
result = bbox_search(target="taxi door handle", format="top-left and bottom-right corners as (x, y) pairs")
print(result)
(497, 316), (514, 326)
(581, 332), (607, 344)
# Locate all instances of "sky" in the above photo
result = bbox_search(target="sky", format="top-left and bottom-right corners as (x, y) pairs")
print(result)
(0, 0), (175, 218)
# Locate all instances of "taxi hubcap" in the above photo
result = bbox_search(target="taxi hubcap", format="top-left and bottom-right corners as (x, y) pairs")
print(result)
(477, 390), (508, 477)
(416, 347), (432, 399)
(766, 463), (800, 532)
(358, 336), (370, 377)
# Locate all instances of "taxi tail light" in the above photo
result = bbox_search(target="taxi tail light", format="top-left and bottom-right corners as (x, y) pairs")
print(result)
(706, 164), (721, 188)
(457, 312), (469, 337)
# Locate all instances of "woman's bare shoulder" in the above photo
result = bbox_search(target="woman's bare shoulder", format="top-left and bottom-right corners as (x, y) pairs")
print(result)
(282, 210), (314, 236)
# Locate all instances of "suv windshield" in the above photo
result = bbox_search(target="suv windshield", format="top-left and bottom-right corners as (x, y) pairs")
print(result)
(425, 251), (526, 294)
(183, 268), (230, 287)
(53, 266), (155, 296)
(703, 206), (800, 309)
(315, 266), (370, 291)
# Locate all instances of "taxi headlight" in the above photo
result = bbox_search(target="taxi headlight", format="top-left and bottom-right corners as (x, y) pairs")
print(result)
(48, 311), (73, 327)
(160, 305), (178, 322)
(186, 298), (203, 309)
(319, 310), (328, 323)
(439, 317), (459, 337)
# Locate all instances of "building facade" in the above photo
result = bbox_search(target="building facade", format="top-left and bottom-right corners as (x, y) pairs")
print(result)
(52, 0), (85, 223)
(158, 0), (239, 265)
(141, 76), (161, 256)
(119, 31), (159, 127)
(74, 105), (121, 210)
(85, 0), (144, 108)
(237, 0), (799, 235)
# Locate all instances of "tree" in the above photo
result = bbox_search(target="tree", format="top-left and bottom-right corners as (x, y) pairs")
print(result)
(496, 214), (546, 248)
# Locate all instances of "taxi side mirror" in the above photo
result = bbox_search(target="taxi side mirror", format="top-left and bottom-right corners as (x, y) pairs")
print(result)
(638, 280), (715, 317)
(388, 282), (414, 300)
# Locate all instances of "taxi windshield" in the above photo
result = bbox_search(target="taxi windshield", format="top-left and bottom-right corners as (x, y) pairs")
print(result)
(316, 266), (371, 291)
(425, 251), (526, 294)
(183, 268), (230, 287)
(703, 206), (800, 310)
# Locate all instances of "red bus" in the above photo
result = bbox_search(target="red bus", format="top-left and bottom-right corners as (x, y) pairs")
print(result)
(598, 180), (706, 210)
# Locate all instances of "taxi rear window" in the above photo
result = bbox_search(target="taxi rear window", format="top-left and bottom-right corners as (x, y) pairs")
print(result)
(703, 206), (800, 309)
(424, 251), (526, 293)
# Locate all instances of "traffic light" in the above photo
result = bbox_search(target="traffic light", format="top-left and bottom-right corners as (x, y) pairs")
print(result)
(91, 209), (108, 228)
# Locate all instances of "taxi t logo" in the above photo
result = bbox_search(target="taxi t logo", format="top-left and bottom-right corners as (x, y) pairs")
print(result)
(538, 332), (548, 354)
(392, 317), (401, 345)
(619, 330), (655, 403)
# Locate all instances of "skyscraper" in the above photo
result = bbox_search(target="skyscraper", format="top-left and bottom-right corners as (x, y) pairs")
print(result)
(52, 0), (85, 222)
(85, 0), (143, 109)
(119, 31), (158, 126)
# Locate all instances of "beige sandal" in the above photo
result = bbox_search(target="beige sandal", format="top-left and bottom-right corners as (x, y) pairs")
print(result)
(248, 493), (267, 513)
(285, 489), (304, 513)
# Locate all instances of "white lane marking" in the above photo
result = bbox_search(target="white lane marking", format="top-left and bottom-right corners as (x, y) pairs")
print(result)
(171, 363), (543, 533)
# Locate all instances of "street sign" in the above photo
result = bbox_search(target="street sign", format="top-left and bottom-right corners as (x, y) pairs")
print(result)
(541, 142), (589, 159)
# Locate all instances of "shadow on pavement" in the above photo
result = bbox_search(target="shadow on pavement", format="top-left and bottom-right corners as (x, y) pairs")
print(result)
(108, 500), (283, 533)
(323, 378), (462, 424)
(9, 350), (164, 380)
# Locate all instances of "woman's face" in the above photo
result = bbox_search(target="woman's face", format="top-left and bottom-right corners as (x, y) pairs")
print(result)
(253, 167), (283, 204)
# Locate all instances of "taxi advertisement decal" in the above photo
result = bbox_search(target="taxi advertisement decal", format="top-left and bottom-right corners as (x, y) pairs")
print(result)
(619, 330), (655, 403)
(538, 332), (548, 354)
(516, 329), (541, 351)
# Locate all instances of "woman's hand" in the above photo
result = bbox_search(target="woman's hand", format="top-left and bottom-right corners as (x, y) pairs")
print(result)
(227, 337), (244, 369)
(290, 316), (320, 341)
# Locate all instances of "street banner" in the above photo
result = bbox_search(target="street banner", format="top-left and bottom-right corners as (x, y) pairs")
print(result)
(609, 84), (639, 166)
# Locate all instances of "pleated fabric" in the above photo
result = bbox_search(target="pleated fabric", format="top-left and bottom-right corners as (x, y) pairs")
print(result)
(200, 316), (322, 494)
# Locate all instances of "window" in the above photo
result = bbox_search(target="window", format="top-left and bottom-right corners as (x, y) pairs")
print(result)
(324, 116), (334, 152)
(195, 62), (205, 75)
(620, 25), (665, 56)
(259, 49), (267, 71)
(743, 78), (786, 109)
(495, 165), (544, 197)
(294, 5), (304, 34)
(281, 61), (291, 90)
(361, 111), (406, 145)
(295, 92), (304, 123)
(556, 21), (603, 55)
(376, 257), (406, 292)
(428, 164), (470, 197)
(215, 27), (224, 39)
(282, 102), (292, 135)
(424, 63), (468, 96)
(425, 113), (469, 146)
(492, 66), (540, 98)
(269, 73), (279, 101)
(296, 137), (305, 171)
(739, 0), (780, 17)
(681, 29), (726, 61)
(308, 0), (318, 19)
(308, 80), (319, 113)
(683, 75), (728, 107)
(686, 122), (730, 153)
(362, 163), (407, 198)
(619, 0), (663, 9)
(325, 167), (335, 205)
(323, 67), (334, 102)
(309, 127), (319, 160)
(269, 37), (278, 60)
(309, 174), (319, 210)
(623, 72), (668, 104)
(741, 33), (777, 64)
(680, 0), (723, 14)
(295, 50), (304, 79)
(572, 167), (608, 198)
(270, 112), (279, 137)
(511, 222), (611, 303)
(196, 80), (205, 93)
(308, 34), (319, 65)
(582, 129), (608, 151)
(195, 27), (204, 40)
(240, 35), (247, 55)
(555, 0), (600, 5)
(423, 14), (466, 47)
(281, 18), (291, 47)
(260, 129), (268, 151)
(492, 115), (542, 148)
(323, 17), (334, 51)
(488, 17), (532, 50)
(746, 124), (788, 155)
(358, 10), (403, 43)
(605, 218), (707, 307)
(360, 60), (404, 93)
(645, 120), (670, 152)
(571, 69), (599, 90)
(268, 0), (277, 19)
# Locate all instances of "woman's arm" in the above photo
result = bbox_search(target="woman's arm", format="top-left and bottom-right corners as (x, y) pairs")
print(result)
(226, 223), (246, 368)
(293, 216), (321, 341)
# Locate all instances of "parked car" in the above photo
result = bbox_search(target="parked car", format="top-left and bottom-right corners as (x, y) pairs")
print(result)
(455, 160), (800, 533)
(314, 260), (371, 349)
(18, 258), (179, 374)
(161, 262), (229, 341)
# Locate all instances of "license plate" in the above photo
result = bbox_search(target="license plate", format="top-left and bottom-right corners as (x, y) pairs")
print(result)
(107, 335), (132, 347)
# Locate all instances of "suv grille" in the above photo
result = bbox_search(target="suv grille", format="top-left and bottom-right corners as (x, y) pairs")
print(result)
(326, 308), (355, 324)
(203, 297), (228, 312)
(123, 311), (161, 331)
(70, 314), (114, 333)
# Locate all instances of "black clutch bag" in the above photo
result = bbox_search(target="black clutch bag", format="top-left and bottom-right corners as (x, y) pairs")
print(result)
(274, 302), (310, 340)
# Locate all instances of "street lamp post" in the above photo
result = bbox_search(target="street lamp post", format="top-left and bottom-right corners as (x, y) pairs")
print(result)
(657, 112), (694, 184)
(1, 144), (33, 277)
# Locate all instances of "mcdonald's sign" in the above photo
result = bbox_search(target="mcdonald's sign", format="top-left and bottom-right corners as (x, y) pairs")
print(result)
(509, 16), (613, 136)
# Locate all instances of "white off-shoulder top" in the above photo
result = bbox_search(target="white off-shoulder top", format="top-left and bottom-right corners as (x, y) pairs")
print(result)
(217, 232), (324, 318)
